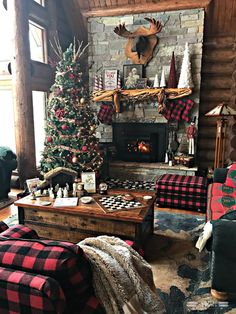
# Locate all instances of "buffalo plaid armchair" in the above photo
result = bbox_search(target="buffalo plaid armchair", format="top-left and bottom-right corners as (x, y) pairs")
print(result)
(0, 222), (104, 314)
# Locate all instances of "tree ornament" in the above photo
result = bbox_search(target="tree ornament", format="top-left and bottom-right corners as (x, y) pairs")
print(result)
(178, 42), (194, 88)
(47, 136), (53, 143)
(153, 74), (159, 88)
(167, 51), (177, 88)
(72, 155), (78, 163)
(69, 73), (75, 80)
(55, 108), (65, 120)
(82, 145), (87, 152)
(62, 124), (68, 130)
(160, 68), (166, 87)
(80, 98), (85, 104)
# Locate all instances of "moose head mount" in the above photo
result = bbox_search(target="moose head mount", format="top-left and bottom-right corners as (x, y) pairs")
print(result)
(114, 17), (163, 66)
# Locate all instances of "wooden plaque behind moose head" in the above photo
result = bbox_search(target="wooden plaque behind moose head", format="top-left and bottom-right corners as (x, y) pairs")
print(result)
(114, 17), (163, 66)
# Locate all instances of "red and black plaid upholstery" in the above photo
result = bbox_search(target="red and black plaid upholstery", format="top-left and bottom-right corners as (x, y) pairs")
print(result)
(156, 174), (207, 211)
(0, 238), (104, 314)
(0, 225), (39, 239)
(0, 222), (8, 233)
(0, 266), (66, 314)
(207, 183), (236, 221)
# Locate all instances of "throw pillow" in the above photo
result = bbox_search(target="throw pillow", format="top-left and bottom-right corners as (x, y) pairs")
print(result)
(225, 163), (236, 188)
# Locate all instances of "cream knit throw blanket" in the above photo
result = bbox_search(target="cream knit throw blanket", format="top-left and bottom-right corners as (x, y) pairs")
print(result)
(79, 236), (165, 314)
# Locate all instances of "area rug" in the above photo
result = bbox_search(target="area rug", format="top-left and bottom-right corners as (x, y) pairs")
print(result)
(0, 196), (16, 210)
(4, 214), (18, 226)
(150, 210), (236, 313)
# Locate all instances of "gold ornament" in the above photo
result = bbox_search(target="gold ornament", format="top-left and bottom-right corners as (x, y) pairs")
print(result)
(80, 98), (85, 104)
(72, 156), (78, 163)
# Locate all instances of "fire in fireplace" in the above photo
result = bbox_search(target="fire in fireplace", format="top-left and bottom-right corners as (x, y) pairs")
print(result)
(113, 123), (167, 162)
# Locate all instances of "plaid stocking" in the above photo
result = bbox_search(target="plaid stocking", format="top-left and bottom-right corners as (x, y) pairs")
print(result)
(181, 99), (195, 122)
(170, 100), (185, 121)
(97, 102), (115, 125)
(163, 101), (175, 120)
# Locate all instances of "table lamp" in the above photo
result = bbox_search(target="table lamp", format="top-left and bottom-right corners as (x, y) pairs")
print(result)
(205, 103), (236, 169)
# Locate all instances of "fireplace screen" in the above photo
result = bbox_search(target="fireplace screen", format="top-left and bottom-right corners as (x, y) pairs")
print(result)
(113, 123), (167, 162)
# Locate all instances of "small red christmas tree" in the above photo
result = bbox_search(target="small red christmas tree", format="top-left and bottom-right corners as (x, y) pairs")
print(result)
(167, 52), (177, 88)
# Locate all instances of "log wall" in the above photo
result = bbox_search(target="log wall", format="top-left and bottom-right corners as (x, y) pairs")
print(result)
(197, 0), (236, 169)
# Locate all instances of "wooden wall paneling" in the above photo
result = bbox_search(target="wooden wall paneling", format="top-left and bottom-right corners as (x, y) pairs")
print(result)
(61, 0), (88, 45)
(77, 0), (90, 11)
(8, 0), (37, 186)
(205, 0), (236, 37)
(81, 0), (211, 17)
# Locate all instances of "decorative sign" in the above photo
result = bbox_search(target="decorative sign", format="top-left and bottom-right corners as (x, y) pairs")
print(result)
(136, 78), (147, 89)
(104, 70), (118, 90)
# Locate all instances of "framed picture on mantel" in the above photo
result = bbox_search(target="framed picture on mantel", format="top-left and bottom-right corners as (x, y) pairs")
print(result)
(104, 69), (118, 90)
(123, 64), (143, 89)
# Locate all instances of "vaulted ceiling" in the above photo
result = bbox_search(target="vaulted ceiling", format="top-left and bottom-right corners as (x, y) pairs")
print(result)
(74, 0), (211, 17)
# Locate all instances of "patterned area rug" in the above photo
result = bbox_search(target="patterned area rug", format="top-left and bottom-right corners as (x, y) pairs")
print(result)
(150, 210), (236, 313)
(0, 197), (16, 210)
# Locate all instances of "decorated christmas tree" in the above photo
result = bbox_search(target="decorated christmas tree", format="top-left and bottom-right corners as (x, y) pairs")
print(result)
(40, 41), (103, 174)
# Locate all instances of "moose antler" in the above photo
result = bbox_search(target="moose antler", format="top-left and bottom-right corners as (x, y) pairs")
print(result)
(114, 17), (162, 38)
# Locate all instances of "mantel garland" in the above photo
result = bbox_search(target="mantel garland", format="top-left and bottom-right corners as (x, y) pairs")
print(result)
(92, 88), (192, 113)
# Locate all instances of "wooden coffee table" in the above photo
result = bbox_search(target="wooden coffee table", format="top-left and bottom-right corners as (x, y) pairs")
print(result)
(15, 190), (155, 246)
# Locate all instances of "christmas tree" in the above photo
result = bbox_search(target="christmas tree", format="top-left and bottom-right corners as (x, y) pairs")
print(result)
(178, 42), (194, 88)
(167, 52), (177, 88)
(40, 41), (103, 174)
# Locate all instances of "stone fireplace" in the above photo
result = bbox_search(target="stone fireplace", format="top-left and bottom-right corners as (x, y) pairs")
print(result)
(88, 9), (204, 180)
(113, 122), (167, 162)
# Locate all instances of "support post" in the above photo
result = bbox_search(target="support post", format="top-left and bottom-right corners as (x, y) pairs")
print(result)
(8, 0), (37, 187)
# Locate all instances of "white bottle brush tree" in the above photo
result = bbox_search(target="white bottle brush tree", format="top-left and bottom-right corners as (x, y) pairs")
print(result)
(178, 42), (194, 89)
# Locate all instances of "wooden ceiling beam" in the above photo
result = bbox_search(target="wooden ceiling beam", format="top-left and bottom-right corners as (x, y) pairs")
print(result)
(81, 0), (212, 17)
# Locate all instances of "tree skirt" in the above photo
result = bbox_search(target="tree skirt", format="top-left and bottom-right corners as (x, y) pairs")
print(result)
(151, 210), (236, 313)
(0, 197), (16, 210)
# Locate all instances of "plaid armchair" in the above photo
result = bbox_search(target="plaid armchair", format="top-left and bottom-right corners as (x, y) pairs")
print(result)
(0, 222), (104, 314)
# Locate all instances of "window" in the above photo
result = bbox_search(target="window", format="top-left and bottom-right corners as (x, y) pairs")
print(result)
(29, 21), (47, 63)
(33, 0), (45, 7)
(32, 91), (46, 166)
(0, 89), (16, 152)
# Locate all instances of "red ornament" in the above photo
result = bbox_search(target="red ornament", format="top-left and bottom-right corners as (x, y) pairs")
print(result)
(62, 124), (68, 130)
(69, 73), (75, 80)
(82, 146), (87, 152)
(47, 136), (53, 143)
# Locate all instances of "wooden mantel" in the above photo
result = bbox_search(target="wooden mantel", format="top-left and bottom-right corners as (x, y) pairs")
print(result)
(93, 88), (192, 112)
(81, 0), (212, 18)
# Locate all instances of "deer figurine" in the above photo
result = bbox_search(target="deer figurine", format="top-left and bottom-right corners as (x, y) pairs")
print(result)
(114, 17), (163, 65)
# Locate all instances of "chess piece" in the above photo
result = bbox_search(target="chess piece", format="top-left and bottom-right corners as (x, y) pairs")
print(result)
(72, 182), (77, 197)
(63, 187), (68, 198)
(49, 188), (55, 199)
(57, 187), (63, 198)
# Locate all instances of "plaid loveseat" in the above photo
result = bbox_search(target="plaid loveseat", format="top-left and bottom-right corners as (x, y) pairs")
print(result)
(0, 222), (104, 314)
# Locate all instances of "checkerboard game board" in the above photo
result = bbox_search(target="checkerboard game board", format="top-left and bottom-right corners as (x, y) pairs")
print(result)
(96, 195), (145, 213)
(105, 178), (156, 191)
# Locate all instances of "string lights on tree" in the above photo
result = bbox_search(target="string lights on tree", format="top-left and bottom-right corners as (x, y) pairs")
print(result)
(40, 39), (103, 174)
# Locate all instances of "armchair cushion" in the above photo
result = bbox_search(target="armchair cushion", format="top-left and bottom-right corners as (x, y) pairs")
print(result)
(0, 238), (102, 313)
(225, 163), (236, 187)
(0, 266), (66, 314)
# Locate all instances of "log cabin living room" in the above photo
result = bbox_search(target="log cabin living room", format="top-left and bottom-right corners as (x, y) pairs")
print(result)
(0, 0), (236, 313)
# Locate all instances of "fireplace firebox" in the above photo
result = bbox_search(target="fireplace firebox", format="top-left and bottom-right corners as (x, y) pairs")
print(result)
(113, 123), (167, 162)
